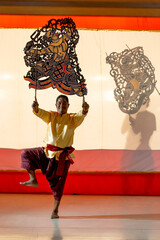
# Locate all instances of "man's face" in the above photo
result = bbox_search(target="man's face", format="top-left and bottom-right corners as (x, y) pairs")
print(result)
(56, 97), (69, 115)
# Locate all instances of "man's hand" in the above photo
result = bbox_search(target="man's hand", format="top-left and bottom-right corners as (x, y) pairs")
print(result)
(82, 102), (89, 115)
(32, 100), (39, 113)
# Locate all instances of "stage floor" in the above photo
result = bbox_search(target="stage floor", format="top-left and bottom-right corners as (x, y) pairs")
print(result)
(1, 194), (160, 240)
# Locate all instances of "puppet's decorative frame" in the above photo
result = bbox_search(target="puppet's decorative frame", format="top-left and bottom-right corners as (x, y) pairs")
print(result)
(24, 18), (87, 101)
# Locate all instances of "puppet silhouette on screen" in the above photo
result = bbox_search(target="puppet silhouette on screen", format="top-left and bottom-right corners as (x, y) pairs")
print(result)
(106, 46), (157, 114)
(107, 46), (158, 173)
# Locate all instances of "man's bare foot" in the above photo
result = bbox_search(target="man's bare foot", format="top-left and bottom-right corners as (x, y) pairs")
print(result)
(51, 211), (59, 219)
(20, 179), (38, 187)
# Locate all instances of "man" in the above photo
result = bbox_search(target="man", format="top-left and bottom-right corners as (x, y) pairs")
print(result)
(20, 95), (89, 218)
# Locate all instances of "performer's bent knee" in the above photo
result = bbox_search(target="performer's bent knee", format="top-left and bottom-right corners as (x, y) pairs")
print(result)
(21, 149), (36, 171)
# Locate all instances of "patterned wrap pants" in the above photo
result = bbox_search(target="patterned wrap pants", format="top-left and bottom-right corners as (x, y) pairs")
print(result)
(21, 147), (70, 201)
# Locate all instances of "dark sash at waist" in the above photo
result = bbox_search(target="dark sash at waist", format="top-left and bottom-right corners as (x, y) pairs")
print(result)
(46, 144), (75, 176)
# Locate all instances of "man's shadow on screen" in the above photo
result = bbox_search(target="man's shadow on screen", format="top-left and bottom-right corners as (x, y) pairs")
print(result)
(121, 99), (156, 193)
(120, 99), (157, 240)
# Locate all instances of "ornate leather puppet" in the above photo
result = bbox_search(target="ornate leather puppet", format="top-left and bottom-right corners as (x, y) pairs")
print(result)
(24, 18), (87, 101)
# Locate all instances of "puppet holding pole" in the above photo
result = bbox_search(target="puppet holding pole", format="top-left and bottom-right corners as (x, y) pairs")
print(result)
(20, 18), (89, 219)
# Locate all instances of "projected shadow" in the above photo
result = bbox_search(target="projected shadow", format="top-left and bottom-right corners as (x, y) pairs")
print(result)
(61, 213), (160, 220)
(120, 102), (157, 239)
(121, 100), (156, 195)
(51, 219), (63, 240)
(121, 100), (156, 172)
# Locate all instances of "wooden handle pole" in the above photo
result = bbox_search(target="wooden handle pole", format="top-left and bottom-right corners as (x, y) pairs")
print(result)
(82, 95), (85, 104)
(35, 87), (37, 102)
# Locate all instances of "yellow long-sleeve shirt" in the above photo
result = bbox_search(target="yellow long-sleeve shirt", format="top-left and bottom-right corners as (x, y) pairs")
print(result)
(33, 108), (86, 159)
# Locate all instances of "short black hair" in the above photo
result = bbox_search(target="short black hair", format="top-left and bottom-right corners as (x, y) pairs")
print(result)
(56, 95), (69, 104)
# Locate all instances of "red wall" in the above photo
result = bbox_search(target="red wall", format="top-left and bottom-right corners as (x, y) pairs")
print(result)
(1, 171), (160, 195)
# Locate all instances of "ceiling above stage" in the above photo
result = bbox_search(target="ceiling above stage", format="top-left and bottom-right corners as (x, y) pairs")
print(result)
(0, 0), (160, 17)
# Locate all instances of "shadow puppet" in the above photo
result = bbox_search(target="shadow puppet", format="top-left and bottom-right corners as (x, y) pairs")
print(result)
(120, 99), (156, 193)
